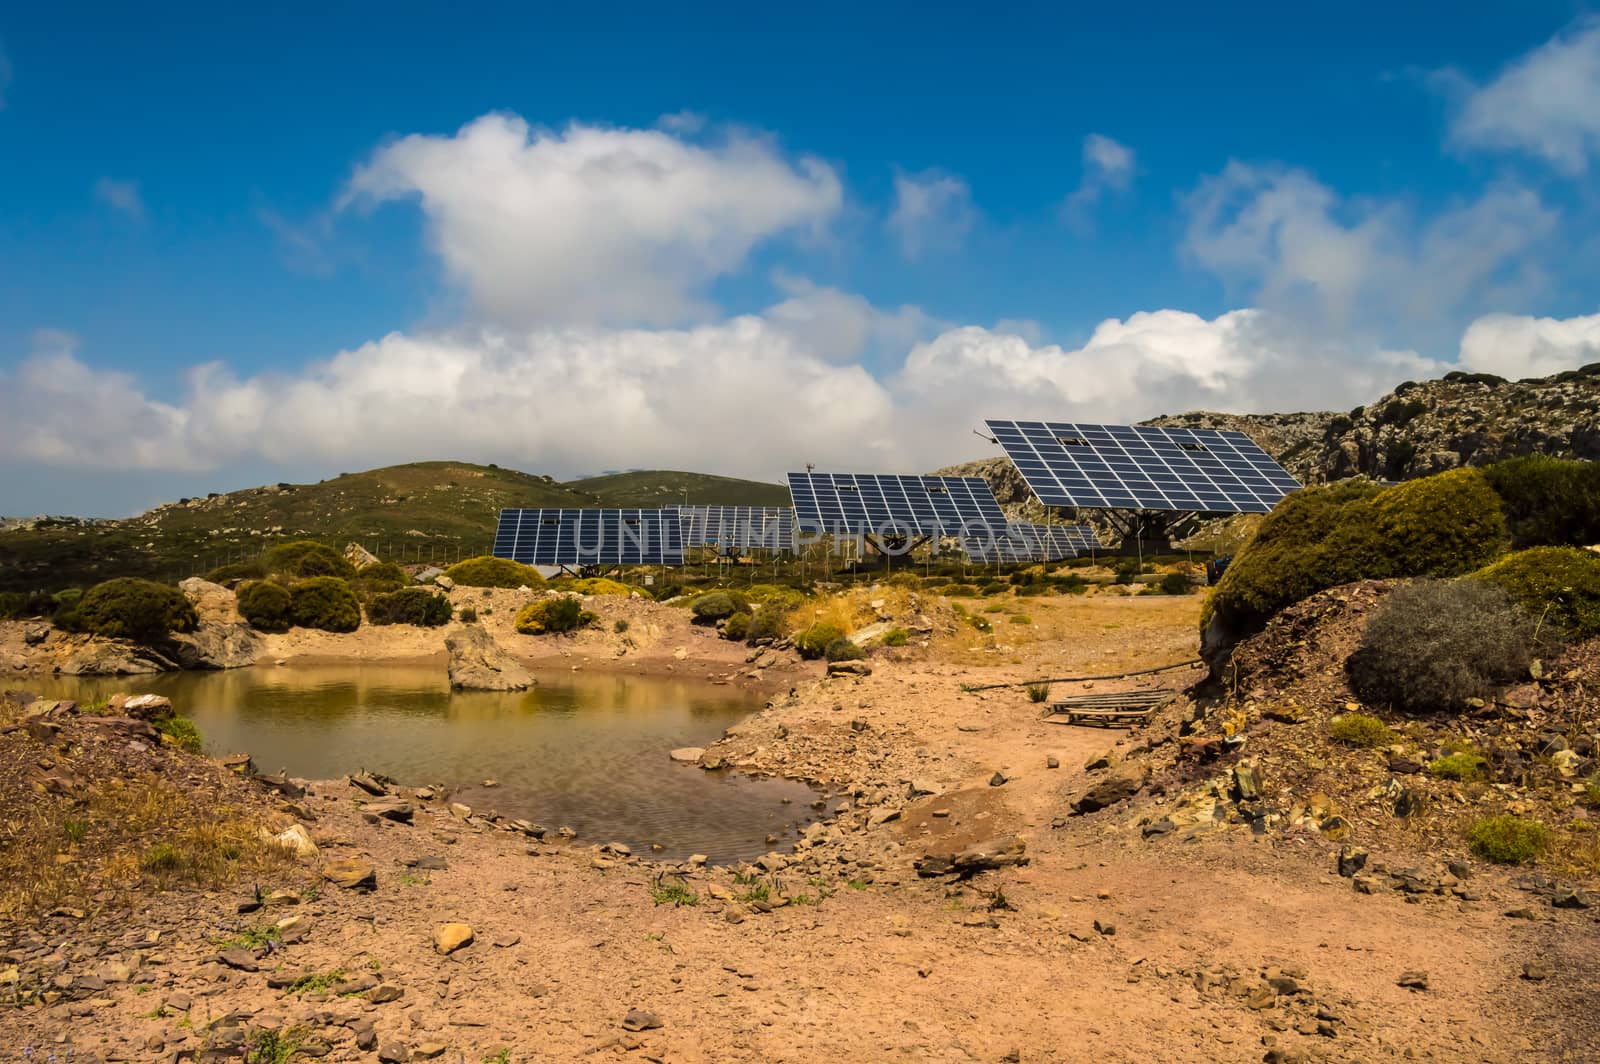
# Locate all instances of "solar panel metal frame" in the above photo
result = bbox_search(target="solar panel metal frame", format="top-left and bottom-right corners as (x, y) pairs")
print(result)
(786, 473), (1010, 540)
(492, 508), (685, 567)
(984, 420), (1302, 514)
(675, 505), (797, 554)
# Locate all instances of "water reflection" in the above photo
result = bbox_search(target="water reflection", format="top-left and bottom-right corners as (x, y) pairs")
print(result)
(33, 665), (822, 863)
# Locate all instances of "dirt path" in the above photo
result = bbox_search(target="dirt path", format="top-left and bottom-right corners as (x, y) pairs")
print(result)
(3, 591), (1596, 1063)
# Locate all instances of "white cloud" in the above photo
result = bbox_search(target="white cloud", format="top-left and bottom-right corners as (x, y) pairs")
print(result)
(1448, 18), (1600, 173)
(93, 178), (145, 221)
(887, 169), (975, 259)
(341, 113), (841, 328)
(1185, 161), (1554, 327)
(1, 302), (1442, 483)
(1458, 311), (1600, 378)
(1064, 133), (1136, 219)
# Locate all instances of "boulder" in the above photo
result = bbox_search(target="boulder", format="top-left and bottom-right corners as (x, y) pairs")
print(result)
(433, 923), (474, 955)
(915, 835), (1028, 877)
(444, 625), (534, 691)
(827, 660), (872, 677)
(121, 694), (174, 721)
(1071, 772), (1143, 815)
(344, 542), (381, 570)
(169, 623), (261, 670)
(179, 578), (244, 625)
(669, 747), (705, 763)
(55, 638), (174, 675)
(321, 858), (377, 891)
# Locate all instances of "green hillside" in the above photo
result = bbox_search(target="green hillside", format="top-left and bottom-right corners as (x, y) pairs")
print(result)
(0, 462), (791, 593)
(561, 470), (791, 508)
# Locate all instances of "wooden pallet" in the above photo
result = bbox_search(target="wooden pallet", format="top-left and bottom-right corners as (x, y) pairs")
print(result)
(1043, 690), (1173, 728)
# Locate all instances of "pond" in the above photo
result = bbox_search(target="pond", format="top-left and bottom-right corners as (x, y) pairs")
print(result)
(31, 665), (831, 864)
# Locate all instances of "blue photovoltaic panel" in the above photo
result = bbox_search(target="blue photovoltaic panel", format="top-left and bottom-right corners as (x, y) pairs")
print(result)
(985, 421), (1302, 514)
(964, 522), (1098, 564)
(786, 473), (1009, 538)
(493, 509), (685, 566)
(676, 506), (796, 553)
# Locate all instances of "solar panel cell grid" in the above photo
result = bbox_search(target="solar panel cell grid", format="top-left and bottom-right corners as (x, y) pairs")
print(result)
(493, 509), (685, 566)
(985, 420), (1301, 514)
(786, 473), (1009, 538)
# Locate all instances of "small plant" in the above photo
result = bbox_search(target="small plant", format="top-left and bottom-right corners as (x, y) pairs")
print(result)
(796, 622), (845, 660)
(1468, 815), (1549, 864)
(745, 607), (784, 644)
(1328, 712), (1393, 749)
(1426, 752), (1487, 781)
(723, 611), (751, 641)
(1008, 613), (1032, 625)
(1584, 775), (1600, 807)
(649, 876), (699, 907)
(735, 881), (771, 905)
(365, 587), (453, 627)
(287, 969), (347, 995)
(823, 638), (865, 663)
(457, 605), (478, 623)
(483, 1050), (512, 1064)
(966, 613), (992, 633)
(613, 618), (630, 634)
(141, 842), (184, 873)
(690, 591), (750, 624)
(247, 1027), (307, 1064)
(216, 921), (282, 950)
(63, 817), (88, 844)
(1025, 682), (1051, 704)
(515, 596), (596, 635)
(845, 878), (870, 890)
(882, 628), (910, 647)
(262, 540), (355, 580)
(156, 716), (203, 753)
(1158, 571), (1191, 595)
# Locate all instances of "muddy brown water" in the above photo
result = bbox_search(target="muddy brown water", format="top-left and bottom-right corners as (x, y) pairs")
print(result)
(34, 665), (834, 864)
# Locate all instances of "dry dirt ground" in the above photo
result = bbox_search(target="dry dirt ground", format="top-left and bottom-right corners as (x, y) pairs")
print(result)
(3, 590), (1598, 1063)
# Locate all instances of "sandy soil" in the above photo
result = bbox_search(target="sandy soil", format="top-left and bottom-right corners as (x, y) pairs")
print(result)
(3, 591), (1597, 1063)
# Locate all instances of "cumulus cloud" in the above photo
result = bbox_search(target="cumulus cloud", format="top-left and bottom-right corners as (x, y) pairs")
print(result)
(1185, 161), (1554, 328)
(886, 169), (975, 260)
(94, 178), (145, 221)
(0, 301), (1441, 486)
(1447, 18), (1600, 173)
(1458, 311), (1600, 378)
(1064, 133), (1136, 218)
(341, 113), (842, 327)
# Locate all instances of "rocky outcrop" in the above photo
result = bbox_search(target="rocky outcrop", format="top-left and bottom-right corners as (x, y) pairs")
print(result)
(444, 625), (534, 691)
(171, 577), (260, 669)
(53, 636), (175, 675)
(344, 542), (381, 569)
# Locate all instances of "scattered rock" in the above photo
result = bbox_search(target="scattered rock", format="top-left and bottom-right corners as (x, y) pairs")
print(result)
(369, 984), (404, 1003)
(1553, 886), (1596, 910)
(621, 1008), (663, 1032)
(348, 771), (390, 797)
(1397, 970), (1429, 990)
(915, 835), (1028, 877)
(669, 747), (706, 763)
(1522, 962), (1549, 982)
(1046, 755), (1060, 769)
(433, 923), (475, 955)
(321, 858), (377, 891)
(1232, 761), (1262, 801)
(1072, 772), (1141, 815)
(377, 1043), (411, 1063)
(989, 771), (1008, 787)
(1336, 846), (1367, 878)
(827, 660), (872, 677)
(216, 949), (258, 972)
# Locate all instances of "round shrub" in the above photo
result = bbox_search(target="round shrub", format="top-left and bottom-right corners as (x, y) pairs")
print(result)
(1468, 815), (1549, 864)
(1328, 712), (1393, 748)
(157, 716), (203, 753)
(289, 577), (362, 633)
(1427, 752), (1487, 781)
(1158, 572), (1192, 595)
(366, 587), (452, 627)
(262, 540), (355, 580)
(237, 580), (293, 633)
(1205, 471), (1505, 639)
(1471, 546), (1600, 639)
(723, 611), (752, 641)
(457, 605), (478, 623)
(352, 561), (409, 593)
(1346, 580), (1538, 714)
(204, 560), (266, 585)
(883, 628), (910, 647)
(824, 638), (865, 662)
(443, 556), (548, 589)
(796, 622), (845, 659)
(1483, 455), (1600, 549)
(71, 578), (198, 643)
(514, 596), (596, 635)
(745, 607), (784, 645)
(552, 577), (634, 596)
(690, 591), (750, 624)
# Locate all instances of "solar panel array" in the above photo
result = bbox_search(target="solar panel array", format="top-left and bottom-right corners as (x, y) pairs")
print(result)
(964, 522), (1099, 564)
(787, 473), (1009, 538)
(493, 509), (685, 567)
(985, 421), (1301, 514)
(675, 506), (796, 554)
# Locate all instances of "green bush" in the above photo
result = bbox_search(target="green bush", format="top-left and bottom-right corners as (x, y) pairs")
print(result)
(745, 585), (807, 611)
(1205, 470), (1505, 637)
(1427, 752), (1487, 781)
(690, 591), (750, 623)
(1158, 571), (1191, 595)
(262, 540), (355, 580)
(204, 560), (266, 585)
(723, 611), (752, 641)
(442, 556), (547, 589)
(1468, 815), (1549, 864)
(352, 561), (409, 594)
(237, 581), (293, 633)
(882, 627), (910, 646)
(289, 577), (362, 633)
(366, 587), (453, 627)
(1347, 580), (1540, 713)
(824, 638), (866, 662)
(69, 579), (197, 643)
(1471, 546), (1600, 639)
(0, 590), (54, 619)
(157, 716), (203, 753)
(745, 607), (784, 644)
(1328, 712), (1393, 748)
(515, 596), (596, 635)
(1483, 455), (1600, 549)
(980, 581), (1010, 595)
(796, 622), (845, 659)
(458, 605), (478, 623)
(551, 577), (634, 596)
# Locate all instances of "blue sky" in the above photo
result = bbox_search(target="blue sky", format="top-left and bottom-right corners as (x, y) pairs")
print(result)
(4, 3), (1600, 516)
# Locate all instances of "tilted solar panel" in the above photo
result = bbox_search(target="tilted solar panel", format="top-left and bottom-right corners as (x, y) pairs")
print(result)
(786, 473), (1009, 539)
(676, 505), (796, 553)
(963, 522), (1097, 564)
(493, 509), (685, 567)
(985, 420), (1301, 514)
